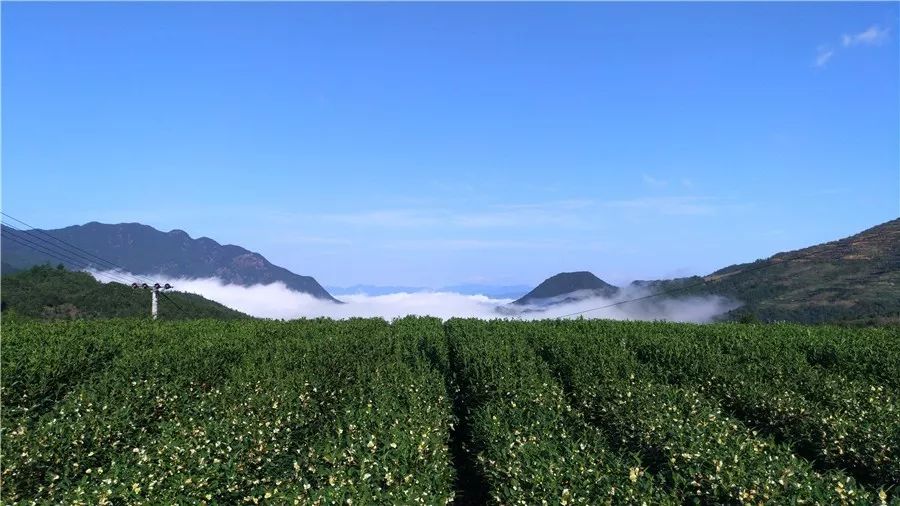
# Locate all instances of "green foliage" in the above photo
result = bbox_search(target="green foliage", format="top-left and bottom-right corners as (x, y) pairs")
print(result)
(446, 319), (670, 504)
(623, 322), (900, 488)
(1, 318), (455, 504)
(644, 218), (900, 324)
(524, 320), (882, 504)
(2, 318), (897, 504)
(737, 311), (759, 324)
(1, 264), (246, 320)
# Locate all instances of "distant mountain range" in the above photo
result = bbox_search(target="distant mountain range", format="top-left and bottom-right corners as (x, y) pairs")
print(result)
(327, 283), (531, 299)
(1, 222), (339, 302)
(517, 218), (900, 324)
(3, 218), (897, 324)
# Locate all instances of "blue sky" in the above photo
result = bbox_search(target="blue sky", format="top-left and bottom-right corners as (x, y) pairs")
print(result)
(3, 2), (898, 287)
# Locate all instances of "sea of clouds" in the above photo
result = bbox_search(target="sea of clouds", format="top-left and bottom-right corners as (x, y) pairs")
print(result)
(88, 270), (739, 322)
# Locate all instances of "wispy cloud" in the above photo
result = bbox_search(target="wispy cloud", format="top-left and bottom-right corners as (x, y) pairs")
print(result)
(321, 210), (439, 228)
(382, 238), (563, 251)
(815, 24), (891, 68)
(380, 237), (610, 252)
(316, 201), (600, 230)
(642, 174), (669, 188)
(491, 199), (595, 211)
(814, 46), (835, 68)
(308, 194), (732, 231)
(272, 235), (353, 246)
(604, 196), (719, 216)
(842, 25), (890, 47)
(452, 205), (594, 229)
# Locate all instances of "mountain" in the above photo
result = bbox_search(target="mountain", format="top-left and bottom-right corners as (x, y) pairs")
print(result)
(641, 218), (900, 324)
(2, 262), (23, 275)
(519, 219), (899, 324)
(513, 271), (620, 306)
(1, 222), (339, 302)
(1, 264), (247, 320)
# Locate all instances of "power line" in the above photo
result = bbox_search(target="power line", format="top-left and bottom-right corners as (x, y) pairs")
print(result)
(2, 214), (240, 320)
(3, 223), (137, 283)
(1, 231), (87, 272)
(1, 225), (92, 269)
(0, 218), (199, 318)
(3, 227), (170, 318)
(0, 212), (156, 285)
(555, 232), (899, 319)
(159, 291), (186, 315)
(1, 228), (138, 286)
(1, 223), (142, 285)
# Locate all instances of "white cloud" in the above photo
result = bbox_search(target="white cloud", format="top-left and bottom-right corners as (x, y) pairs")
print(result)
(450, 211), (540, 228)
(452, 209), (589, 228)
(315, 201), (600, 230)
(272, 235), (353, 246)
(815, 25), (890, 68)
(512, 289), (740, 323)
(88, 271), (738, 323)
(642, 174), (669, 188)
(604, 196), (718, 216)
(320, 210), (438, 228)
(277, 196), (736, 234)
(815, 46), (835, 67)
(381, 238), (561, 251)
(842, 25), (890, 47)
(495, 199), (595, 211)
(455, 200), (598, 228)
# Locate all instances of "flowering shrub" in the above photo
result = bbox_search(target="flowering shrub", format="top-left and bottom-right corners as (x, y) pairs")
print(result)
(445, 319), (671, 505)
(2, 318), (895, 504)
(1, 318), (454, 504)
(624, 323), (900, 490)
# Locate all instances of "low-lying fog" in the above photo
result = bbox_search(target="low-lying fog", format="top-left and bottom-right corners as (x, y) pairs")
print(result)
(88, 271), (740, 322)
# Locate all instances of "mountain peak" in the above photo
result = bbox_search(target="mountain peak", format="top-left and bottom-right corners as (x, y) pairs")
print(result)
(1, 222), (339, 302)
(513, 271), (619, 305)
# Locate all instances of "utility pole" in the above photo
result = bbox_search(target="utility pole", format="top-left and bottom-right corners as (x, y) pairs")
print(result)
(133, 282), (173, 319)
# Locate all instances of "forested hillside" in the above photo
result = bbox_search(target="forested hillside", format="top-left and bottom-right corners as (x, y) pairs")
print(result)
(1, 265), (247, 320)
(654, 218), (900, 324)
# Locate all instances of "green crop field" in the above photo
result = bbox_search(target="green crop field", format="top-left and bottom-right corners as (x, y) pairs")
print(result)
(2, 317), (898, 505)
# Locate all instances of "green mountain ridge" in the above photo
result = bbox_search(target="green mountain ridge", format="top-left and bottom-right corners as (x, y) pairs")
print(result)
(523, 219), (900, 324)
(513, 271), (620, 305)
(671, 218), (900, 323)
(1, 222), (339, 302)
(1, 264), (248, 320)
(3, 218), (897, 324)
